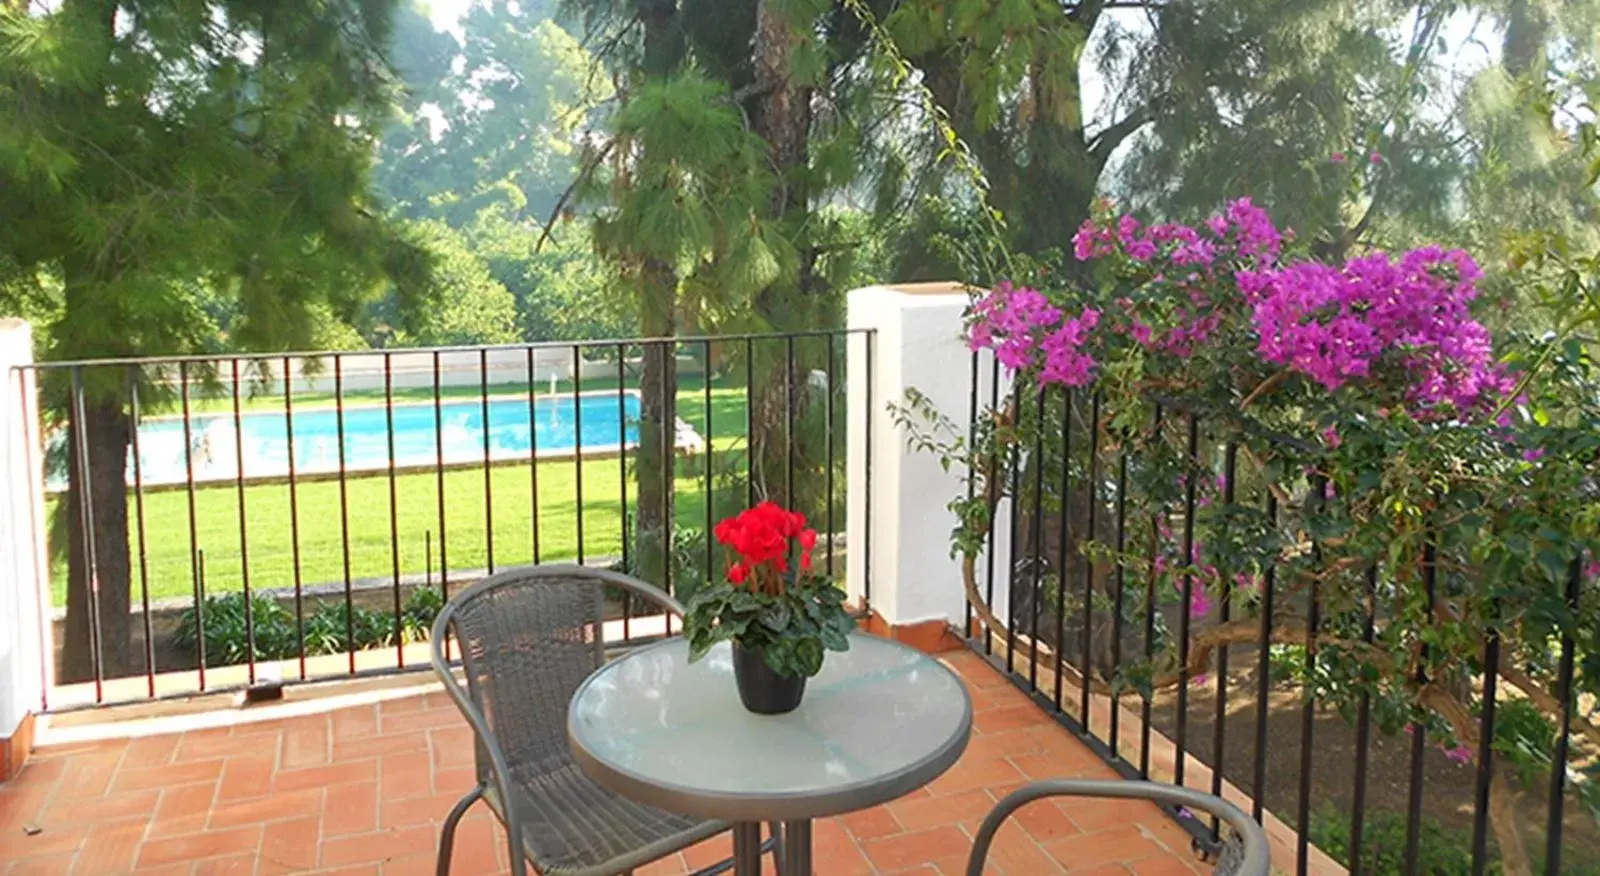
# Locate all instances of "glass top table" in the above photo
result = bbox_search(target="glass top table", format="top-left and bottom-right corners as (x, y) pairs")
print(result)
(568, 632), (972, 874)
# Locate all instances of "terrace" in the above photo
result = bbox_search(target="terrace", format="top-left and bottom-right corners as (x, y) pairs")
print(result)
(0, 651), (1214, 875)
(0, 282), (1594, 876)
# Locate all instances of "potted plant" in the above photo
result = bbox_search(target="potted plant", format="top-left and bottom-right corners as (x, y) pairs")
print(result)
(683, 501), (855, 714)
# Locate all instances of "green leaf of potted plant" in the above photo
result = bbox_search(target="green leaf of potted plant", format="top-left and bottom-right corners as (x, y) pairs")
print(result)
(683, 500), (855, 714)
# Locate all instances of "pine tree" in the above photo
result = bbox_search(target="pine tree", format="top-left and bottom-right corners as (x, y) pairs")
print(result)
(0, 0), (427, 682)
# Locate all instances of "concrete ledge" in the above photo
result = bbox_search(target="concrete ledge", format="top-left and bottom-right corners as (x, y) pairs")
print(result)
(860, 612), (966, 654)
(0, 711), (34, 782)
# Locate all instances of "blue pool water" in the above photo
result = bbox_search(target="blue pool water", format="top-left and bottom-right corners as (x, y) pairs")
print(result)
(128, 392), (641, 486)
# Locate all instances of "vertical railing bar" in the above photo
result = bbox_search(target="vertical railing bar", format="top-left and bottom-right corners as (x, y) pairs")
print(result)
(1028, 385), (1046, 694)
(69, 367), (104, 702)
(198, 549), (208, 681)
(618, 347), (631, 641)
(660, 341), (673, 615)
(826, 333), (837, 580)
(1006, 395), (1022, 677)
(1470, 595), (1501, 876)
(703, 340), (714, 591)
(384, 353), (404, 669)
(785, 335), (796, 507)
(1402, 537), (1438, 873)
(1544, 557), (1581, 876)
(1079, 392), (1100, 726)
(480, 349), (495, 575)
(526, 348), (541, 564)
(126, 367), (155, 696)
(179, 362), (205, 688)
(1252, 490), (1278, 822)
(985, 357), (999, 655)
(1140, 403), (1165, 778)
(283, 357), (306, 679)
(230, 359), (255, 685)
(1209, 442), (1237, 839)
(334, 354), (355, 674)
(745, 337), (755, 507)
(574, 345), (585, 565)
(862, 331), (874, 613)
(1349, 564), (1378, 875)
(1109, 450), (1128, 758)
(17, 368), (51, 710)
(965, 349), (979, 640)
(1296, 477), (1324, 876)
(1053, 386), (1072, 709)
(1174, 413), (1200, 787)
(433, 351), (451, 662)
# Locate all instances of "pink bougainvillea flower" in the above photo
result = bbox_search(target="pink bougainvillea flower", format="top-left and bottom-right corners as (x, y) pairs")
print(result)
(1369, 151), (1383, 165)
(1330, 151), (1347, 163)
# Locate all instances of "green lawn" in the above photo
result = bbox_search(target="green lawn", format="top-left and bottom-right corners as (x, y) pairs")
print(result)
(49, 377), (771, 606)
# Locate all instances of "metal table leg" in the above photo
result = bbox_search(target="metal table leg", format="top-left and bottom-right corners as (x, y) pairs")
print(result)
(779, 820), (812, 875)
(731, 822), (763, 875)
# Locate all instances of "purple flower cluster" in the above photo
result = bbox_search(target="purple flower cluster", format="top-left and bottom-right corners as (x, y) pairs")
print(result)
(1240, 246), (1511, 410)
(1071, 198), (1281, 269)
(975, 198), (1510, 416)
(967, 283), (1101, 387)
(967, 282), (1061, 370)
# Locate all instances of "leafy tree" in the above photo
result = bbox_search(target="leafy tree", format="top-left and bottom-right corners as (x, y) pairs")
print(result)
(377, 0), (602, 224)
(587, 68), (779, 589)
(0, 0), (428, 681)
(369, 220), (518, 347)
(865, 1), (1600, 278)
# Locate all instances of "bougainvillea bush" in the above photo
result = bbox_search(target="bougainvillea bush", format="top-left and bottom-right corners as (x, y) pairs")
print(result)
(904, 198), (1599, 874)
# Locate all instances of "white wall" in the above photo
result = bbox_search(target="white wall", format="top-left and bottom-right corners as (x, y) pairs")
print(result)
(846, 283), (1012, 630)
(139, 348), (711, 398)
(0, 320), (46, 740)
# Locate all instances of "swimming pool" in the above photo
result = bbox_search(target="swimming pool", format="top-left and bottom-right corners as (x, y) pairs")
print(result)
(127, 391), (642, 486)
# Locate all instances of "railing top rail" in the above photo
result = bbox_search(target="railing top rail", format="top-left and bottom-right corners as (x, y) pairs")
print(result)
(10, 327), (875, 371)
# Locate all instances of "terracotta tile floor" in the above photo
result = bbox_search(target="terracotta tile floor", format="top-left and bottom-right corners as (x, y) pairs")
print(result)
(0, 649), (1211, 875)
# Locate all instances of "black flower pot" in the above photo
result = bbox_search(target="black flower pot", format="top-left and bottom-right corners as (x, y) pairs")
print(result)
(732, 643), (806, 714)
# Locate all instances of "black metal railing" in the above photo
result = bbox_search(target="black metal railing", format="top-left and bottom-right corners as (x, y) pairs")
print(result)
(961, 349), (1596, 876)
(13, 329), (873, 711)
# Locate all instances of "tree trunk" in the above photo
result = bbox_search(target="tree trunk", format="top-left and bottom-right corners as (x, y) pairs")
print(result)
(62, 394), (132, 684)
(1501, 0), (1548, 79)
(749, 0), (820, 517)
(635, 258), (677, 591)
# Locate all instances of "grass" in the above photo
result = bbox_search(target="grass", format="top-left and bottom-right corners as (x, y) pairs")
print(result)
(47, 375), (796, 606)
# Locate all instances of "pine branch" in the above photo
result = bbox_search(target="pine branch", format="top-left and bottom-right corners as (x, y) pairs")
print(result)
(533, 138), (616, 254)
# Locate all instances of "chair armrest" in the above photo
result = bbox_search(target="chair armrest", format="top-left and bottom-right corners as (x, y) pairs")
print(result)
(964, 780), (1270, 876)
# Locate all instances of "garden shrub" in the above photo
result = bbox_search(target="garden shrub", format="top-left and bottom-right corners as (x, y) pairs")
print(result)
(173, 586), (444, 668)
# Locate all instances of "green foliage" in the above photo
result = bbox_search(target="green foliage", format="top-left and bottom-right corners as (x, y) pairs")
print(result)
(376, 1), (603, 224)
(609, 517), (709, 602)
(172, 588), (443, 668)
(1307, 808), (1600, 876)
(683, 576), (855, 678)
(171, 594), (300, 669)
(0, 0), (433, 365)
(374, 220), (518, 346)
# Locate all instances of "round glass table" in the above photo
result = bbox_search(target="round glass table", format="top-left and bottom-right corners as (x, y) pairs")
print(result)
(568, 632), (972, 875)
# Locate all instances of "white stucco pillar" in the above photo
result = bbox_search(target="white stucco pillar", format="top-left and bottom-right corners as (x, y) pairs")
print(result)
(846, 283), (1012, 633)
(0, 319), (46, 775)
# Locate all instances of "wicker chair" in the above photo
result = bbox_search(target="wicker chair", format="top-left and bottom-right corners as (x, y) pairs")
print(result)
(429, 564), (773, 876)
(965, 780), (1271, 876)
